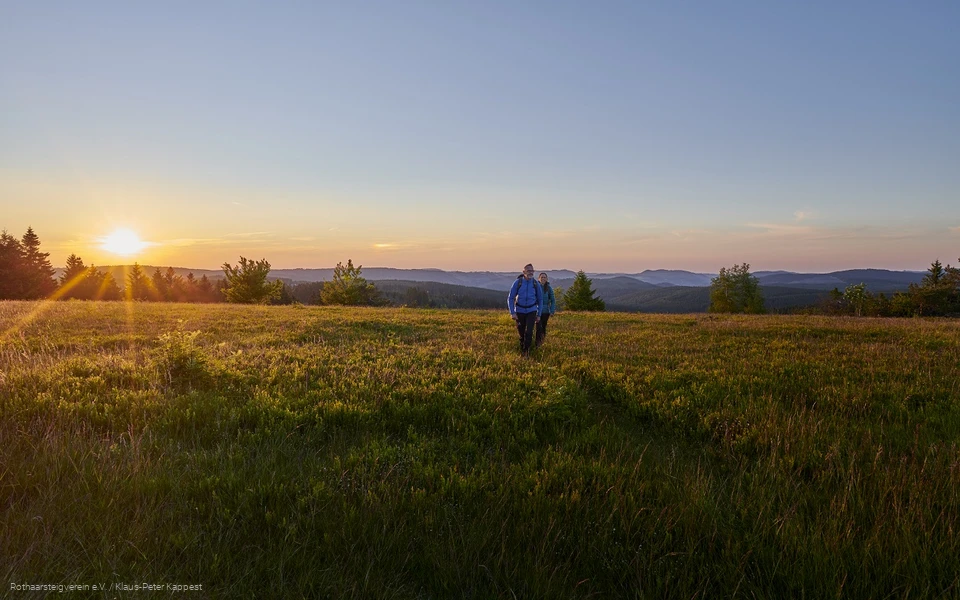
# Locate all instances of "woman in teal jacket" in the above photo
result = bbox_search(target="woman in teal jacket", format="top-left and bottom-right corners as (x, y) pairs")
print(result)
(536, 272), (556, 347)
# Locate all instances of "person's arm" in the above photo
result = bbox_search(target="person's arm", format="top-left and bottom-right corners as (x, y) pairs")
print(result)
(536, 281), (543, 320)
(507, 280), (519, 318)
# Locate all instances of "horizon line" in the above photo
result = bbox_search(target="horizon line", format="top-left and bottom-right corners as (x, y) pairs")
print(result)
(57, 264), (934, 275)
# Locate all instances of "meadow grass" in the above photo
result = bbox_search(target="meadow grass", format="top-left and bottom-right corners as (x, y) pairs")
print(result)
(1, 301), (958, 598)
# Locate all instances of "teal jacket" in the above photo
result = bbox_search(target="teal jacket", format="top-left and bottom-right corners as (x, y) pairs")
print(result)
(541, 282), (556, 315)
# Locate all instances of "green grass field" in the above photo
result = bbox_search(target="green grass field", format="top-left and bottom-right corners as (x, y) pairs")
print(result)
(2, 301), (959, 598)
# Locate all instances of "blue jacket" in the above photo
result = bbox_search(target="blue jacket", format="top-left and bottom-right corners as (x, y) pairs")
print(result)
(541, 282), (556, 315)
(508, 276), (542, 317)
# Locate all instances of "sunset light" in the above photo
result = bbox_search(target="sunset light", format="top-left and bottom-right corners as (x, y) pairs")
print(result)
(99, 228), (148, 256)
(2, 4), (959, 594)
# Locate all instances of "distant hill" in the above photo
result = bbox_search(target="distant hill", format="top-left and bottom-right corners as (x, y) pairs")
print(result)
(631, 269), (714, 287)
(286, 279), (507, 309)
(373, 280), (506, 309)
(754, 269), (924, 292)
(273, 268), (578, 290)
(552, 275), (659, 299)
(605, 286), (712, 313)
(604, 286), (832, 313)
(61, 265), (924, 305)
(275, 267), (923, 292)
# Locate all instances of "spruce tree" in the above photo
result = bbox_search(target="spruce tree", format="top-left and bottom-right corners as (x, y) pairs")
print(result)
(915, 259), (956, 316)
(61, 254), (86, 283)
(562, 271), (605, 311)
(164, 267), (185, 301)
(126, 263), (150, 300)
(0, 230), (26, 299)
(922, 259), (945, 287)
(60, 254), (90, 299)
(151, 268), (168, 301)
(198, 274), (216, 302)
(947, 259), (960, 314)
(97, 270), (122, 300)
(20, 227), (57, 299)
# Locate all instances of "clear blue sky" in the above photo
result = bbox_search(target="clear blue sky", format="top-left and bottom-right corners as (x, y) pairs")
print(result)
(2, 1), (958, 272)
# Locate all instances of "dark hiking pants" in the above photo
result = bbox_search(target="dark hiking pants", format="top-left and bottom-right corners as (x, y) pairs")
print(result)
(535, 312), (550, 346)
(516, 312), (537, 354)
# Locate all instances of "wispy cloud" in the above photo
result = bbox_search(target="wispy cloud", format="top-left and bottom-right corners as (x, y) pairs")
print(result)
(745, 223), (814, 235)
(225, 231), (272, 238)
(669, 228), (710, 239)
(620, 235), (659, 246)
(158, 232), (278, 248)
(950, 226), (960, 234)
(793, 210), (814, 222)
(470, 231), (517, 241)
(161, 238), (225, 247)
(370, 238), (466, 253)
(540, 230), (581, 240)
(373, 242), (419, 251)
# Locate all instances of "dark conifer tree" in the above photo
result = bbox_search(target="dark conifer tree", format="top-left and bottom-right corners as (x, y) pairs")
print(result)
(164, 267), (186, 301)
(198, 274), (217, 302)
(60, 254), (90, 299)
(151, 268), (168, 301)
(126, 263), (150, 300)
(20, 227), (57, 299)
(97, 270), (122, 301)
(0, 230), (26, 299)
(562, 270), (606, 311)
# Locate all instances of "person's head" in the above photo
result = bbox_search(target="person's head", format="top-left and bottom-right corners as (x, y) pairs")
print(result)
(538, 272), (548, 285)
(522, 264), (534, 279)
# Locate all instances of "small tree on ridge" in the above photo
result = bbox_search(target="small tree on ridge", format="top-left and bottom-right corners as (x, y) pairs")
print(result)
(320, 259), (382, 305)
(222, 257), (283, 304)
(709, 263), (764, 314)
(562, 271), (605, 311)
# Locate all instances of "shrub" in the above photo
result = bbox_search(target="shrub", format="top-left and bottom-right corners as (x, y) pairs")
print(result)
(154, 326), (209, 389)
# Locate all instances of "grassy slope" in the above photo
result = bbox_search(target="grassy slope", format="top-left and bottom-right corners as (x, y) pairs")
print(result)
(1, 302), (958, 598)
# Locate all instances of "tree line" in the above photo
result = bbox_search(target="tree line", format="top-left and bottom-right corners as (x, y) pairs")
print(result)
(708, 260), (960, 316)
(8, 227), (952, 315)
(0, 228), (58, 300)
(0, 228), (439, 306)
(814, 259), (960, 317)
(0, 227), (611, 310)
(1, 227), (225, 302)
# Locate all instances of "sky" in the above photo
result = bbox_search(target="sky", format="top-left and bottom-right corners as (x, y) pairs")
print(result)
(1, 1), (958, 273)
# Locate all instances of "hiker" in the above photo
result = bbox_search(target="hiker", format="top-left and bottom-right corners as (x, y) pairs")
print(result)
(535, 272), (556, 347)
(508, 263), (542, 356)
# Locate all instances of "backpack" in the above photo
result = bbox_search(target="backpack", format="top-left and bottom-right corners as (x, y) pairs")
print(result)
(513, 275), (540, 309)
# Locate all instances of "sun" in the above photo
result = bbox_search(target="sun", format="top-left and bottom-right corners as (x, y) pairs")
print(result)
(99, 228), (148, 256)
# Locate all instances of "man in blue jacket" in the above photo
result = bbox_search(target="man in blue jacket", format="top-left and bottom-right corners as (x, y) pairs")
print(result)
(508, 263), (542, 356)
